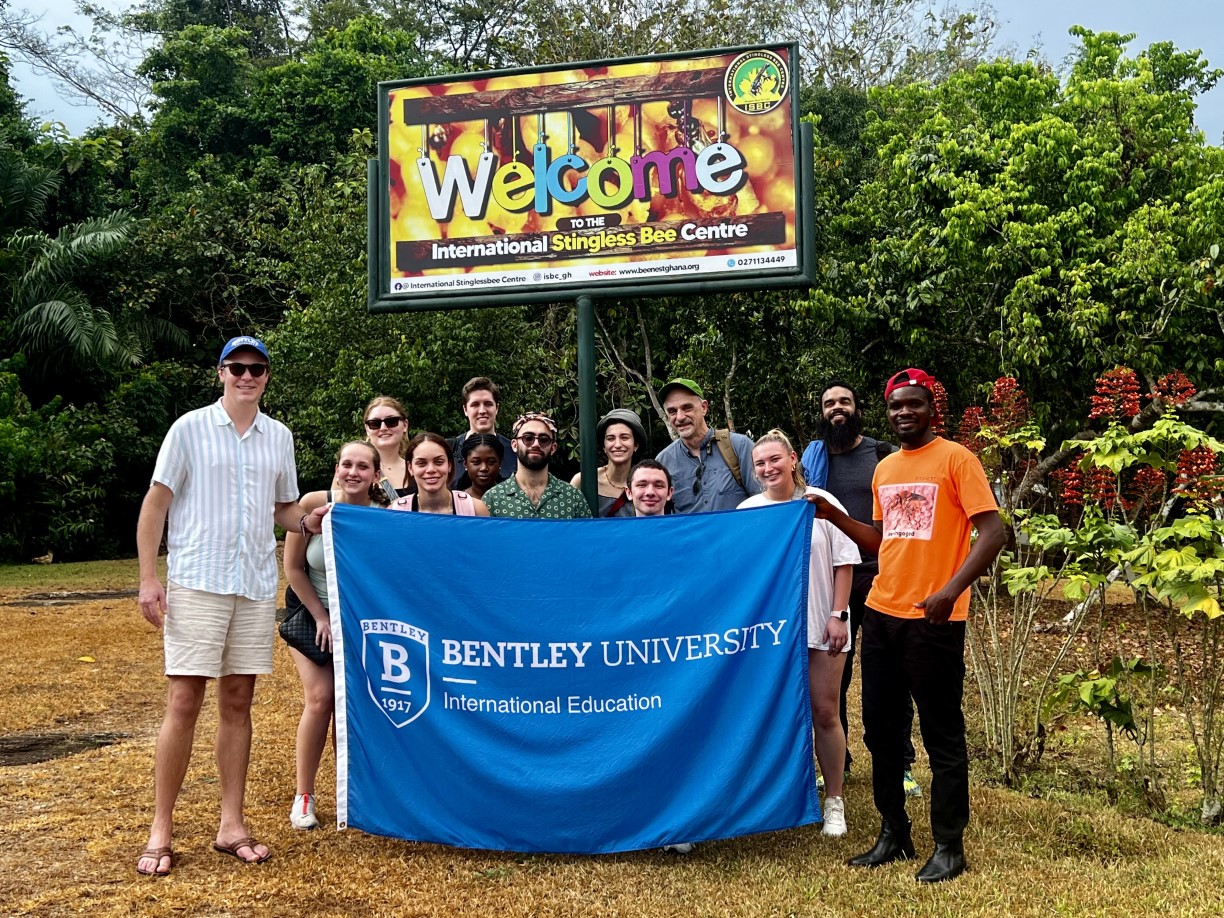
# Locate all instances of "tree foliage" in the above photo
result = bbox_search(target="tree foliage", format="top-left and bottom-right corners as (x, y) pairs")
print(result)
(783, 0), (1000, 89)
(2, 11), (1224, 562)
(808, 30), (1224, 428)
(0, 139), (180, 385)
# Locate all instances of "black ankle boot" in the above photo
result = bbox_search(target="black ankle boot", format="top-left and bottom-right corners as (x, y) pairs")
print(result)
(847, 820), (916, 867)
(915, 839), (967, 883)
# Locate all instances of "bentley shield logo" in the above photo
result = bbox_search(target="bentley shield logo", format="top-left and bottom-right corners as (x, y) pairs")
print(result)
(361, 619), (430, 727)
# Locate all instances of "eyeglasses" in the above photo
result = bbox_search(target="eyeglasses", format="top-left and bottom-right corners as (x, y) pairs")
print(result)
(516, 433), (555, 447)
(692, 462), (705, 495)
(365, 416), (405, 430)
(222, 362), (268, 378)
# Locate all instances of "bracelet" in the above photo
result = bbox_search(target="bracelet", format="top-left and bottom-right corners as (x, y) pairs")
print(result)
(299, 514), (310, 539)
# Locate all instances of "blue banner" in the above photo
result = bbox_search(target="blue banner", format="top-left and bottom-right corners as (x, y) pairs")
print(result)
(325, 500), (819, 853)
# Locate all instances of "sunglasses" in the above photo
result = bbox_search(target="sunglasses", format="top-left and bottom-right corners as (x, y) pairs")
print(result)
(222, 362), (268, 378)
(692, 462), (705, 495)
(365, 416), (405, 430)
(516, 433), (556, 447)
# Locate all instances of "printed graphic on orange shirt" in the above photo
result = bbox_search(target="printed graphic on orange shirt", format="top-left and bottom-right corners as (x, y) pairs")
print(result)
(879, 483), (937, 540)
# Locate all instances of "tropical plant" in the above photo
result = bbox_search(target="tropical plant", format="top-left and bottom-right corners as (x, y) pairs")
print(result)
(0, 139), (183, 382)
(970, 367), (1224, 817)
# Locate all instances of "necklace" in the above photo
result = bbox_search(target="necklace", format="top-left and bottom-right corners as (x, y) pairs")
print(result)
(381, 455), (406, 486)
(601, 466), (629, 490)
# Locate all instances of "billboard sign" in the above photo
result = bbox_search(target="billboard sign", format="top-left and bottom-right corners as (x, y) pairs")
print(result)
(369, 45), (814, 311)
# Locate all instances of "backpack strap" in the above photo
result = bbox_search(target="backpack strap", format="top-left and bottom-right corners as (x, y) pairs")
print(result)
(801, 440), (829, 489)
(712, 428), (744, 489)
(603, 491), (629, 517)
(874, 440), (894, 463)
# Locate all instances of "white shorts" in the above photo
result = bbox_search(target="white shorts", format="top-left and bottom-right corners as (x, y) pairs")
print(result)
(809, 608), (853, 654)
(164, 581), (277, 677)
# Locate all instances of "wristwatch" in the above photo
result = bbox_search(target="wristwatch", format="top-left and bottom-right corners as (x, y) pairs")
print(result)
(832, 609), (849, 622)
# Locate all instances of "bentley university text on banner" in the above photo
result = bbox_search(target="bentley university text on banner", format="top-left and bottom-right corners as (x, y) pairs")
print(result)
(323, 500), (820, 853)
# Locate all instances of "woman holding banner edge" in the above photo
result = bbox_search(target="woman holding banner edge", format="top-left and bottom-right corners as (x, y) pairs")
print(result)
(283, 441), (385, 830)
(738, 429), (860, 837)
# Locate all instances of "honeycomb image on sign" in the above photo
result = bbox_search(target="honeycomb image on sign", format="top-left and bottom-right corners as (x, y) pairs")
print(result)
(384, 48), (797, 278)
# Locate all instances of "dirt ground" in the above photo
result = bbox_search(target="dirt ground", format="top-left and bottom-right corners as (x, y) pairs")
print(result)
(4, 572), (1224, 918)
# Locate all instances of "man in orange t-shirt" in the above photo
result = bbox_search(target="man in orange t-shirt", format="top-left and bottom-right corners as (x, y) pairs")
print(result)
(811, 368), (1005, 883)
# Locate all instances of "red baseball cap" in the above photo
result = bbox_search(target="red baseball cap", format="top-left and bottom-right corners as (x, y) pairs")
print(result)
(884, 368), (938, 399)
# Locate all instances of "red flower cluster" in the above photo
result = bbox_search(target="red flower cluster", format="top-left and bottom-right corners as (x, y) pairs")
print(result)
(1153, 371), (1197, 407)
(1089, 367), (1142, 420)
(1088, 466), (1118, 510)
(1050, 455), (1085, 507)
(1176, 446), (1220, 498)
(957, 406), (987, 453)
(931, 381), (949, 437)
(989, 376), (1029, 428)
(1126, 466), (1167, 506)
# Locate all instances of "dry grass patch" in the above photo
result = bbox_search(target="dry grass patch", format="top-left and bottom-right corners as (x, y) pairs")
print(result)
(3, 562), (1224, 916)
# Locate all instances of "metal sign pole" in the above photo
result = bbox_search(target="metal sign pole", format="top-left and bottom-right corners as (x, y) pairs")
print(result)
(576, 294), (598, 515)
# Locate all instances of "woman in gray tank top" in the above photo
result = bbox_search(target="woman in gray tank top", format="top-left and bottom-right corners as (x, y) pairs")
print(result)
(283, 441), (384, 830)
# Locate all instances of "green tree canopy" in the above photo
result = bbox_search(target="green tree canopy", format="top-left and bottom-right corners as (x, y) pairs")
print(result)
(810, 29), (1224, 425)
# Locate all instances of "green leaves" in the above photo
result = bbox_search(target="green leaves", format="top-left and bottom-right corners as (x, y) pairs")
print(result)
(821, 31), (1224, 426)
(1069, 417), (1224, 474)
(0, 138), (162, 380)
(1046, 656), (1161, 740)
(1117, 514), (1224, 620)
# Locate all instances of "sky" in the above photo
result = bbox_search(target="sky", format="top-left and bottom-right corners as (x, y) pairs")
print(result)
(989, 0), (1224, 144)
(9, 0), (1224, 142)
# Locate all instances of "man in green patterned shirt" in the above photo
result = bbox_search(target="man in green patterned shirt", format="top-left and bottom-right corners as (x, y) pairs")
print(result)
(484, 412), (593, 519)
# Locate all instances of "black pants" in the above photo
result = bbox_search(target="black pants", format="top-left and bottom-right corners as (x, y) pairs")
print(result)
(840, 573), (915, 769)
(861, 607), (969, 843)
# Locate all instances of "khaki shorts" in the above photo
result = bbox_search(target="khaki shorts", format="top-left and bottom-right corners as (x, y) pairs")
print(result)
(164, 581), (276, 677)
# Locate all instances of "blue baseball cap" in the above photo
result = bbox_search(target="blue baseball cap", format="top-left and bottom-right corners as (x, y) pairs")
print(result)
(219, 336), (270, 364)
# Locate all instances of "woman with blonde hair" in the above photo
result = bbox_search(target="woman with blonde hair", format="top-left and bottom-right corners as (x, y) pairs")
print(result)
(738, 428), (860, 837)
(283, 441), (384, 829)
(363, 396), (411, 497)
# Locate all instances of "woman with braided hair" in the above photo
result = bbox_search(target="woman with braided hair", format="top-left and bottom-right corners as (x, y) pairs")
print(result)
(459, 432), (506, 500)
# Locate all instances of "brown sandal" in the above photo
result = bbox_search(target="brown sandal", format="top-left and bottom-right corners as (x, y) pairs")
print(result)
(213, 836), (271, 864)
(136, 846), (174, 877)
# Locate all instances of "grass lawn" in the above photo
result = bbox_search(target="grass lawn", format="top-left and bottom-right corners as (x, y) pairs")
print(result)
(0, 557), (151, 593)
(2, 559), (1222, 917)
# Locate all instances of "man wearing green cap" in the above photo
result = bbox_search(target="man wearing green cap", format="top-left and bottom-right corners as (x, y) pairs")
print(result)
(654, 379), (761, 513)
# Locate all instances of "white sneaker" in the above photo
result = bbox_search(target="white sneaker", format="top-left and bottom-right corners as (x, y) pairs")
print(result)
(822, 796), (847, 837)
(662, 842), (695, 854)
(290, 793), (319, 829)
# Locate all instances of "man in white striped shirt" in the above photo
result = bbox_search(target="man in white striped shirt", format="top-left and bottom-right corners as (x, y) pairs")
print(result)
(134, 336), (326, 877)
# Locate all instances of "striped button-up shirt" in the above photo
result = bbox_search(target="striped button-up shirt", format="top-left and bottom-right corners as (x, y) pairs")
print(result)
(153, 399), (299, 600)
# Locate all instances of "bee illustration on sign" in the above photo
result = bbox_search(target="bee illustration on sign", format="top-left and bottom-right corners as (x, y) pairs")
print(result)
(725, 49), (789, 115)
(361, 619), (431, 727)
